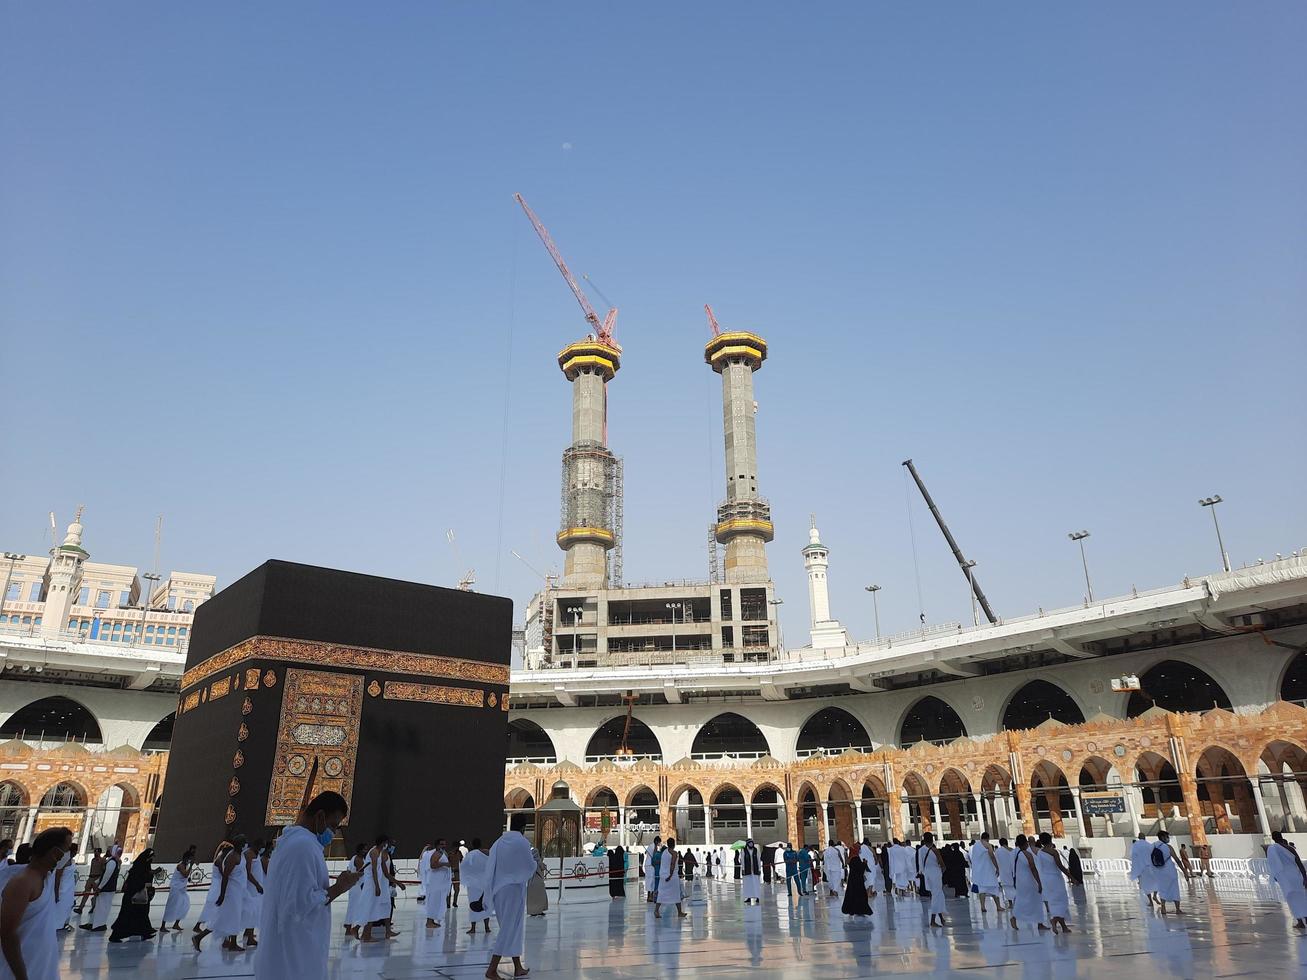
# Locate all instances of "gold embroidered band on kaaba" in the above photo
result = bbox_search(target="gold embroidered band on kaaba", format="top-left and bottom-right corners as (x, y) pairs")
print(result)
(181, 635), (510, 691)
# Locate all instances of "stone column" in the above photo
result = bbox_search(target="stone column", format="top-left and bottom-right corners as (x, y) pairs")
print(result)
(818, 802), (828, 849)
(892, 797), (906, 840)
(20, 806), (38, 844)
(77, 809), (95, 853)
(930, 796), (943, 837)
(744, 803), (753, 840)
(660, 803), (675, 840)
(618, 806), (627, 847)
(1015, 784), (1036, 837)
(1067, 787), (1082, 839)
(973, 793), (984, 836)
(1249, 781), (1272, 840)
(1123, 784), (1141, 837)
(853, 800), (864, 840)
(1177, 774), (1207, 846)
(702, 805), (713, 846)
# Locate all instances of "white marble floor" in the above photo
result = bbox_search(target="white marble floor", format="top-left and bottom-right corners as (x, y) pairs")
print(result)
(55, 874), (1307, 978)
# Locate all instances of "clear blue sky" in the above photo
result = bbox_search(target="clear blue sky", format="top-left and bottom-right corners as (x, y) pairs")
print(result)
(3, 3), (1304, 644)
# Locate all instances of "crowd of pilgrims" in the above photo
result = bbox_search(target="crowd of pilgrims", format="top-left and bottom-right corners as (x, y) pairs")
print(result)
(3, 817), (1307, 978)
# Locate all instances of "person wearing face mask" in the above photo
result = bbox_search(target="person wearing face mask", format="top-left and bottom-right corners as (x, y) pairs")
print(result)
(253, 792), (360, 979)
(0, 827), (72, 980)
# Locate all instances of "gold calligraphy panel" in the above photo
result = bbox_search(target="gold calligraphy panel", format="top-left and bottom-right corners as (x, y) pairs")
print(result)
(382, 681), (484, 708)
(265, 669), (363, 827)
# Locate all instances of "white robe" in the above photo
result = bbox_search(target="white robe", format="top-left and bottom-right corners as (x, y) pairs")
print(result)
(427, 848), (452, 923)
(1012, 849), (1045, 929)
(90, 856), (120, 930)
(922, 848), (946, 916)
(485, 831), (536, 958)
(461, 849), (493, 923)
(1269, 842), (1307, 919)
(969, 843), (1001, 896)
(1037, 850), (1068, 919)
(212, 853), (247, 937)
(1128, 839), (1152, 882)
(363, 850), (392, 925)
(0, 868), (58, 980)
(822, 846), (844, 893)
(199, 855), (226, 924)
(52, 852), (77, 928)
(254, 826), (332, 980)
(343, 855), (367, 927)
(161, 861), (192, 923)
(417, 847), (433, 899)
(658, 849), (684, 907)
(1148, 843), (1181, 902)
(244, 854), (265, 931)
(859, 844), (881, 892)
(891, 846), (912, 889)
(996, 848), (1018, 895)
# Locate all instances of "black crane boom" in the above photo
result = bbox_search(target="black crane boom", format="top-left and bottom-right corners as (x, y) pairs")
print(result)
(902, 458), (998, 625)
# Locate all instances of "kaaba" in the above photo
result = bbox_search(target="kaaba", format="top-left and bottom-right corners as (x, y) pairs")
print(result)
(155, 560), (512, 859)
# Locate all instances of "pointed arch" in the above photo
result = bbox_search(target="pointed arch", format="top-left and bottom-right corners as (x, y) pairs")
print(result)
(507, 718), (558, 763)
(1000, 680), (1085, 731)
(585, 716), (662, 761)
(795, 707), (872, 756)
(897, 695), (966, 747)
(1, 696), (103, 744)
(1127, 660), (1231, 716)
(691, 712), (770, 758)
(1280, 651), (1307, 703)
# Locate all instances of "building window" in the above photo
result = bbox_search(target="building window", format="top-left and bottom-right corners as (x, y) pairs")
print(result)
(166, 596), (176, 611)
(145, 625), (154, 633)
(67, 618), (77, 629)
(119, 590), (131, 606)
(95, 591), (110, 609)
(179, 627), (188, 637)
(77, 587), (89, 605)
(20, 616), (30, 625)
(4, 583), (19, 601)
(28, 582), (42, 601)
(182, 600), (194, 613)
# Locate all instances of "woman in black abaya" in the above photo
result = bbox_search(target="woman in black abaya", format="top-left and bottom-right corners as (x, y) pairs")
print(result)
(841, 851), (873, 919)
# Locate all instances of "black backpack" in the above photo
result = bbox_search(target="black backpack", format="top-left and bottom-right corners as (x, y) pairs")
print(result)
(1150, 845), (1166, 867)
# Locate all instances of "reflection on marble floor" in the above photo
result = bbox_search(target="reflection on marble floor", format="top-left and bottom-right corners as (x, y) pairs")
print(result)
(55, 874), (1307, 978)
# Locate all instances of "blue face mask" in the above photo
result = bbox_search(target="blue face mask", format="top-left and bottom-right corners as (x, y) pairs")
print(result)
(317, 828), (335, 848)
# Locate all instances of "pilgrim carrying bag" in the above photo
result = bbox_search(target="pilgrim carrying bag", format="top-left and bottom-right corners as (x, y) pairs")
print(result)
(469, 894), (485, 913)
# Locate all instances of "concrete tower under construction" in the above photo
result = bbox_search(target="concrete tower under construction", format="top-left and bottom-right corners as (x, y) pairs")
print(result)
(556, 339), (621, 589)
(706, 330), (773, 583)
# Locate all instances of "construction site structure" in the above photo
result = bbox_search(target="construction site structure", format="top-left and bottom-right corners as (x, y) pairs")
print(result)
(706, 325), (773, 584)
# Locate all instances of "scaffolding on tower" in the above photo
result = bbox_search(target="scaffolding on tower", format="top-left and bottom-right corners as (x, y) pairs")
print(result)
(707, 524), (722, 584)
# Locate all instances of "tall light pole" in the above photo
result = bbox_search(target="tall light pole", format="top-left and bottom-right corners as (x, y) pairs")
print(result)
(963, 560), (978, 627)
(1, 553), (26, 620)
(140, 572), (161, 646)
(768, 597), (784, 659)
(1068, 531), (1093, 603)
(1199, 495), (1231, 572)
(864, 585), (882, 640)
(665, 602), (683, 653)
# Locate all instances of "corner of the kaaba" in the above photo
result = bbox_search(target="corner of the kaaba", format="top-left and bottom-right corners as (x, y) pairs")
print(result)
(155, 559), (513, 860)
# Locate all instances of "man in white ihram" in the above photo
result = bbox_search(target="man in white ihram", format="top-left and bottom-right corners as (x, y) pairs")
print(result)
(483, 813), (535, 979)
(254, 791), (361, 979)
(969, 833), (1004, 913)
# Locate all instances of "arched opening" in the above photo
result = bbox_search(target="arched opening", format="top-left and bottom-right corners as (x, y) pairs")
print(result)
(796, 707), (872, 757)
(505, 787), (536, 837)
(583, 786), (619, 847)
(626, 787), (659, 845)
(1127, 660), (1232, 716)
(691, 713), (770, 759)
(1001, 680), (1085, 731)
(902, 772), (933, 837)
(1078, 756), (1128, 838)
(797, 783), (821, 847)
(1196, 746), (1260, 835)
(980, 766), (1016, 838)
(710, 785), (746, 844)
(899, 696), (966, 747)
(1281, 653), (1307, 704)
(669, 785), (706, 846)
(749, 785), (786, 845)
(938, 769), (977, 840)
(585, 717), (662, 762)
(143, 713), (175, 753)
(825, 780), (857, 846)
(1135, 751), (1184, 833)
(860, 776), (889, 842)
(87, 783), (141, 852)
(1030, 762), (1074, 839)
(0, 781), (28, 842)
(507, 719), (557, 764)
(37, 782), (86, 843)
(1, 697), (102, 744)
(1258, 740), (1307, 833)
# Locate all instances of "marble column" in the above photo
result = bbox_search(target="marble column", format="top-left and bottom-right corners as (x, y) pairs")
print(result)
(1015, 784), (1036, 837)
(1067, 787), (1082, 839)
(973, 793), (984, 836)
(818, 802), (829, 849)
(1249, 780), (1272, 839)
(744, 803), (753, 841)
(702, 805), (713, 846)
(618, 805), (627, 847)
(853, 800), (864, 840)
(1123, 784), (1141, 837)
(1178, 774), (1208, 846)
(930, 796), (943, 837)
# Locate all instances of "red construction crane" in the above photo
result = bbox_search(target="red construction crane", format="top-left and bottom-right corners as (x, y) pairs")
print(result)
(514, 193), (619, 350)
(704, 303), (721, 337)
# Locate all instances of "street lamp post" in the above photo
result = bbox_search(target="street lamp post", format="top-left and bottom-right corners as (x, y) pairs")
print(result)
(1, 553), (27, 621)
(665, 602), (683, 653)
(1068, 531), (1093, 603)
(963, 561), (978, 627)
(864, 585), (882, 640)
(1199, 495), (1231, 572)
(768, 597), (784, 660)
(139, 572), (161, 646)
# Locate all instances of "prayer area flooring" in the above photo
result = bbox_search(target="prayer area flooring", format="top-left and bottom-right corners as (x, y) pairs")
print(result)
(56, 874), (1307, 978)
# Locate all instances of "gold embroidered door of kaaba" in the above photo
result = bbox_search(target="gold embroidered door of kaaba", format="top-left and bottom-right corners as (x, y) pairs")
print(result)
(266, 669), (363, 826)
